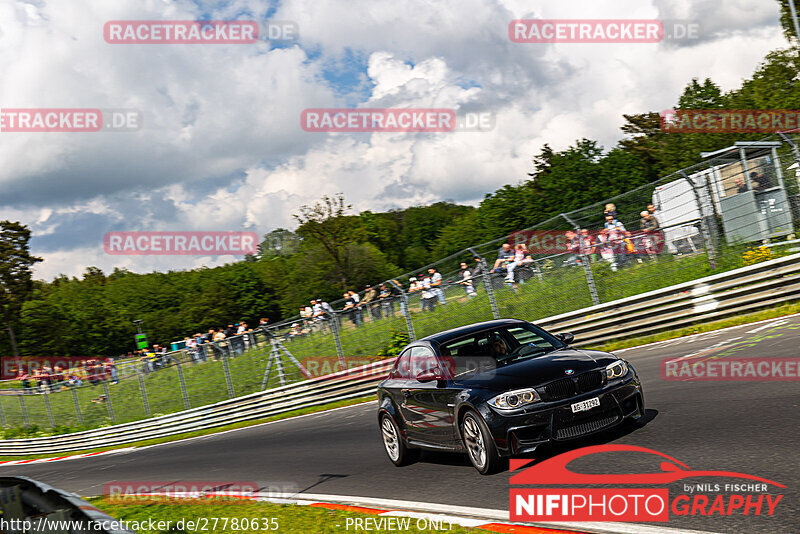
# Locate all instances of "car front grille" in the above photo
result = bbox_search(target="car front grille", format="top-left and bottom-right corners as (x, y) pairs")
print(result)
(554, 413), (620, 440)
(576, 370), (604, 393)
(541, 370), (605, 401)
(543, 378), (575, 400)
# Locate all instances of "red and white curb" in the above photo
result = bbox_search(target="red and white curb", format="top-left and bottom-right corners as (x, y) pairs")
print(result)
(119, 491), (720, 534)
(0, 447), (135, 466)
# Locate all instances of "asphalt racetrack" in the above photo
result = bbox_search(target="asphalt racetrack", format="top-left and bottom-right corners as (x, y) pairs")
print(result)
(4, 316), (800, 534)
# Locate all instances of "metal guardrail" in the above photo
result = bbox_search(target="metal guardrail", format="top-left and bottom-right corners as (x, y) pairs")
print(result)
(0, 361), (393, 456)
(2, 253), (799, 456)
(537, 252), (800, 346)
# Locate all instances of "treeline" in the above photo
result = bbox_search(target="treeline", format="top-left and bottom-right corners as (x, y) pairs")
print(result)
(2, 38), (799, 357)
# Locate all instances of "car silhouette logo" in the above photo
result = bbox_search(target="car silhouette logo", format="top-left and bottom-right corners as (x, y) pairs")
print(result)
(509, 444), (785, 487)
(565, 369), (574, 375)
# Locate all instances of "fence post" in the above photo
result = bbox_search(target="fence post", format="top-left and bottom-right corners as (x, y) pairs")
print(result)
(329, 312), (346, 368)
(0, 397), (5, 428)
(43, 390), (55, 428)
(470, 249), (500, 319)
(71, 387), (83, 426)
(682, 171), (717, 270)
(17, 391), (28, 428)
(167, 356), (191, 410)
(102, 381), (115, 424)
(221, 354), (235, 399)
(137, 371), (151, 417)
(560, 213), (601, 306)
(275, 350), (286, 386)
(389, 280), (415, 341)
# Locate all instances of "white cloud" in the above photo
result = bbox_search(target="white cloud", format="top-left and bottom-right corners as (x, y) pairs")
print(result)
(0, 0), (787, 280)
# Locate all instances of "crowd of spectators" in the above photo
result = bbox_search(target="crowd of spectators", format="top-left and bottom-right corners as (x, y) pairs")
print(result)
(563, 203), (662, 272)
(14, 358), (118, 394)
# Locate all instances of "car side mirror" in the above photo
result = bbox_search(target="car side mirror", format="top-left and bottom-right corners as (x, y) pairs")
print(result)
(416, 368), (443, 383)
(556, 332), (575, 345)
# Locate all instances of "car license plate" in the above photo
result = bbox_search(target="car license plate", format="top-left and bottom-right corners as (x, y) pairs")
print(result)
(571, 397), (600, 413)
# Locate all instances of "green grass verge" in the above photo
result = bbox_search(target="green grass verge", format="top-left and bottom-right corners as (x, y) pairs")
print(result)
(0, 396), (375, 461)
(594, 301), (800, 353)
(86, 498), (485, 534)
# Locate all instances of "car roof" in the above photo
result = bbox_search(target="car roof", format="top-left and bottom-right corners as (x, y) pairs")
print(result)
(418, 318), (530, 344)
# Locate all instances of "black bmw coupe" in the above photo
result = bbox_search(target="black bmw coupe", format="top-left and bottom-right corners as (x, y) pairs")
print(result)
(377, 319), (644, 474)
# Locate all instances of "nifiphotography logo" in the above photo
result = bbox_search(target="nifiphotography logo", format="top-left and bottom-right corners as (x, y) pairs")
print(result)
(509, 444), (784, 522)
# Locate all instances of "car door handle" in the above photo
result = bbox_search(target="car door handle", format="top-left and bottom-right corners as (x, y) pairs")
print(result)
(401, 389), (411, 397)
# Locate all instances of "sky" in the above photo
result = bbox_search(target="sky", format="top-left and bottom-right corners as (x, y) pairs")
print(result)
(0, 0), (788, 280)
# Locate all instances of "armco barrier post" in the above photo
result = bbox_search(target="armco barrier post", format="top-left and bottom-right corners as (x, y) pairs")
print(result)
(71, 387), (83, 426)
(43, 390), (55, 428)
(560, 213), (601, 306)
(102, 381), (115, 423)
(167, 355), (190, 409)
(222, 354), (235, 398)
(17, 391), (29, 428)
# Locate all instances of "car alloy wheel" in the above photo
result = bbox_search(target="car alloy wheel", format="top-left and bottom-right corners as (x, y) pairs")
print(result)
(379, 413), (419, 466)
(460, 410), (504, 475)
(462, 414), (487, 469)
(381, 415), (400, 461)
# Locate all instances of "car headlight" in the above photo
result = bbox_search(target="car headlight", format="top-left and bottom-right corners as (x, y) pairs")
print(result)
(606, 360), (629, 380)
(488, 388), (541, 410)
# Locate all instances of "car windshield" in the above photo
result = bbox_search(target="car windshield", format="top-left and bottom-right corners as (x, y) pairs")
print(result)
(440, 323), (563, 377)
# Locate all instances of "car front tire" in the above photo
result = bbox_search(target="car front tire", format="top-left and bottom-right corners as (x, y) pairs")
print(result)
(460, 410), (503, 475)
(380, 413), (419, 467)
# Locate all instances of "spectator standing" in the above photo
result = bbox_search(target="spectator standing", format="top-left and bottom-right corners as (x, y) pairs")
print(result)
(342, 292), (357, 325)
(458, 261), (477, 297)
(640, 210), (661, 259)
(378, 284), (394, 316)
(421, 274), (437, 312)
(387, 280), (407, 316)
(361, 286), (380, 320)
(428, 267), (445, 305)
(604, 203), (618, 220)
(470, 257), (484, 291)
(348, 290), (362, 325)
(105, 357), (118, 384)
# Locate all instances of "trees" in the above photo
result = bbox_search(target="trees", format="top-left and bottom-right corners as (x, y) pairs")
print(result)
(294, 194), (363, 290)
(0, 221), (42, 357)
(778, 0), (800, 44)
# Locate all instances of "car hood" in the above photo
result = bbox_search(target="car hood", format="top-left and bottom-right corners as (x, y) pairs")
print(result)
(452, 348), (618, 391)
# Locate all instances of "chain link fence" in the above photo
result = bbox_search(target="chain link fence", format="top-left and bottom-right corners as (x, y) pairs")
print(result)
(3, 133), (800, 432)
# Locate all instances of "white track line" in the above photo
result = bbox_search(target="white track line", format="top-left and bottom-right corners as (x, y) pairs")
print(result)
(614, 313), (800, 354)
(746, 319), (789, 334)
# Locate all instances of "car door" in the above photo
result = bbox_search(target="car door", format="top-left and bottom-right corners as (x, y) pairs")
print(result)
(383, 348), (413, 413)
(399, 346), (458, 446)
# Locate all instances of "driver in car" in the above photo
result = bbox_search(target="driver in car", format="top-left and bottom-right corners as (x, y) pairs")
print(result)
(490, 339), (508, 358)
